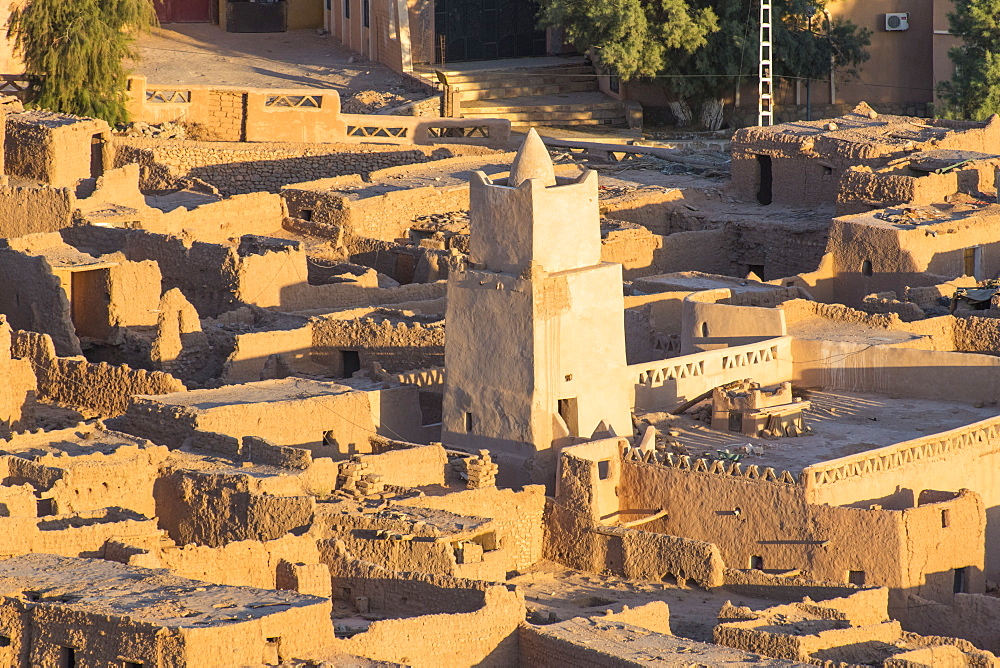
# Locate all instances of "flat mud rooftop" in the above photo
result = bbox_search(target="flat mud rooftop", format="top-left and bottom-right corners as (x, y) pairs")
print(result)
(643, 390), (999, 474)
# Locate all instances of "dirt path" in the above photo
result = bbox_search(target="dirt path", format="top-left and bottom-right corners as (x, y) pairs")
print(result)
(133, 24), (429, 107)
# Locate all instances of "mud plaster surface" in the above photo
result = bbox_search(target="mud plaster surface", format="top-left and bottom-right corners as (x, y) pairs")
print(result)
(510, 561), (777, 642)
(641, 390), (1000, 474)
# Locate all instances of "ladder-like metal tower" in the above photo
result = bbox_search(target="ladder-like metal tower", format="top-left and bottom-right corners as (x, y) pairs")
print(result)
(758, 0), (773, 126)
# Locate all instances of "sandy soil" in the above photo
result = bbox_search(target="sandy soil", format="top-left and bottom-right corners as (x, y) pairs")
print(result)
(133, 25), (428, 106)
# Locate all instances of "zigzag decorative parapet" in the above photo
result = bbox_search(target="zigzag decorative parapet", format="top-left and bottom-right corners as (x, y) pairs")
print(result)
(801, 414), (1000, 493)
(621, 446), (800, 485)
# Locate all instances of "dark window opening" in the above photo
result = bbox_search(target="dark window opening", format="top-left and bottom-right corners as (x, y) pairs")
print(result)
(0, 635), (9, 647)
(465, 412), (473, 433)
(755, 154), (773, 205)
(344, 0), (350, 18)
(59, 646), (76, 668)
(558, 397), (578, 436)
(728, 412), (743, 432)
(822, 165), (833, 179)
(700, 322), (709, 338)
(124, 662), (143, 668)
(597, 460), (611, 480)
(609, 72), (620, 94)
(362, 0), (369, 27)
(848, 570), (866, 586)
(942, 509), (950, 528)
(748, 264), (765, 279)
(322, 431), (338, 447)
(341, 350), (361, 377)
(750, 555), (764, 570)
(299, 209), (313, 222)
(36, 498), (54, 517)
(954, 566), (968, 594)
(861, 260), (873, 277)
(90, 134), (104, 179)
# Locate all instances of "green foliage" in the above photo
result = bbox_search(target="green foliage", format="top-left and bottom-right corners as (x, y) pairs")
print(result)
(938, 0), (1000, 120)
(8, 0), (158, 125)
(539, 0), (871, 127)
(665, 0), (870, 100)
(537, 0), (719, 80)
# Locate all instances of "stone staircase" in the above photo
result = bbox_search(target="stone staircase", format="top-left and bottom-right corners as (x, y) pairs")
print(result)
(430, 59), (630, 129)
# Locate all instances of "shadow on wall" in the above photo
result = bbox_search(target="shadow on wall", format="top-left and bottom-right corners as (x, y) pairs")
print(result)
(173, 147), (471, 196)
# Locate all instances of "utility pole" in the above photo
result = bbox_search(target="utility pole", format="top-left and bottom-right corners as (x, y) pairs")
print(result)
(758, 0), (773, 126)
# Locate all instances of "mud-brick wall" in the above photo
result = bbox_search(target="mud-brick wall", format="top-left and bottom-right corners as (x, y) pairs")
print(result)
(310, 314), (445, 375)
(519, 623), (666, 667)
(112, 137), (500, 196)
(207, 91), (244, 141)
(397, 486), (546, 573)
(332, 584), (523, 667)
(723, 219), (830, 280)
(11, 330), (185, 417)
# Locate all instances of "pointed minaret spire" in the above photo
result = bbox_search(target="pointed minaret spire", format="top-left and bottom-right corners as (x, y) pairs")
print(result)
(509, 128), (556, 188)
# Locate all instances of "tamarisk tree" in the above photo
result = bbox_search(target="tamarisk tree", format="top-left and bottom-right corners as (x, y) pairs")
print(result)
(537, 0), (720, 124)
(938, 0), (1000, 119)
(8, 0), (158, 125)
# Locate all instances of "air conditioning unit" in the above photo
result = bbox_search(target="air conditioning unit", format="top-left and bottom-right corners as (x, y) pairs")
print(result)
(886, 13), (909, 31)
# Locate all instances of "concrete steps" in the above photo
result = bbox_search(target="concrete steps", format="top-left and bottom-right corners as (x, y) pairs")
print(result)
(428, 57), (628, 128)
(461, 91), (626, 126)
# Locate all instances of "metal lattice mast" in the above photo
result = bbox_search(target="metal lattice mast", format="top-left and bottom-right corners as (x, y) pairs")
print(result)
(758, 0), (773, 126)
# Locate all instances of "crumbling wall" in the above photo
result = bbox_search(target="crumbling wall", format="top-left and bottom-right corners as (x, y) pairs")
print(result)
(901, 592), (1000, 654)
(143, 191), (288, 244)
(323, 541), (523, 667)
(613, 527), (726, 588)
(108, 533), (323, 591)
(0, 242), (79, 355)
(221, 323), (314, 383)
(310, 309), (445, 375)
(0, 508), (159, 558)
(0, 186), (74, 237)
(0, 320), (36, 433)
(6, 112), (109, 187)
(154, 467), (315, 547)
(397, 485), (546, 573)
(118, 231), (238, 317)
(11, 330), (185, 417)
(113, 137), (500, 196)
(348, 443), (447, 487)
(836, 166), (959, 215)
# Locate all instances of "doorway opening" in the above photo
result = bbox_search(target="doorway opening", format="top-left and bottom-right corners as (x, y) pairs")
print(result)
(755, 154), (773, 205)
(558, 397), (578, 436)
(340, 350), (361, 377)
(90, 134), (105, 179)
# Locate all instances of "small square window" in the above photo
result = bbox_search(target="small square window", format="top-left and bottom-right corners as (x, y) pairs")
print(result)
(848, 570), (865, 586)
(597, 460), (611, 480)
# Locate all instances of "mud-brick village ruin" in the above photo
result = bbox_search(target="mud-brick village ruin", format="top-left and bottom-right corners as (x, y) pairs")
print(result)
(8, 2), (1000, 667)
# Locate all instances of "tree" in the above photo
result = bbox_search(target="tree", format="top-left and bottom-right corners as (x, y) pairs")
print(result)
(537, 0), (719, 126)
(937, 0), (1000, 120)
(665, 0), (870, 129)
(539, 0), (871, 130)
(8, 0), (158, 125)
